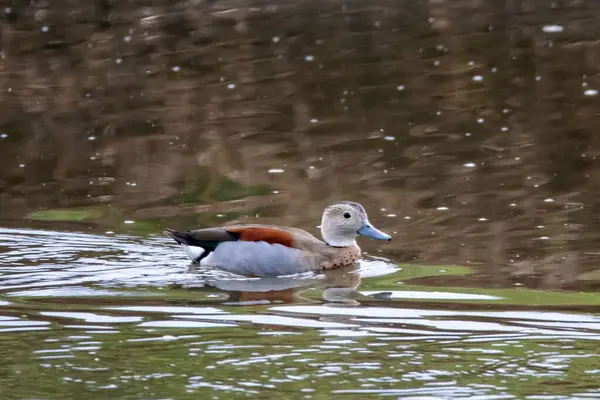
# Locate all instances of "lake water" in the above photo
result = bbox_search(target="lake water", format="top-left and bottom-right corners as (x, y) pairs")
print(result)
(1, 1), (600, 399)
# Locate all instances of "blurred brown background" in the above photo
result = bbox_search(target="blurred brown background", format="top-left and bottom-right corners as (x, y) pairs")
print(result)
(1, 0), (600, 289)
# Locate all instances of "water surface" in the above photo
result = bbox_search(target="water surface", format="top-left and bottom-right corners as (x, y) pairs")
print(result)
(1, 0), (600, 398)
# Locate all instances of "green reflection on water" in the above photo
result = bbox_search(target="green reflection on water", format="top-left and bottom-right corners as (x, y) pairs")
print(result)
(27, 207), (107, 222)
(1, 256), (599, 399)
(172, 167), (272, 205)
(0, 323), (598, 399)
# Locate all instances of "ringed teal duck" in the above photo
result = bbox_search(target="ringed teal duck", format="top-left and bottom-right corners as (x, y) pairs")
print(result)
(164, 201), (391, 277)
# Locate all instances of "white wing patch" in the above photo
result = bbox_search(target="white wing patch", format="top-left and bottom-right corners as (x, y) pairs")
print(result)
(182, 245), (205, 263)
(200, 241), (316, 277)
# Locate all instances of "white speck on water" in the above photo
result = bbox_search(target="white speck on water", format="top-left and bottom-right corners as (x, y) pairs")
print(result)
(309, 166), (315, 170)
(536, 225), (545, 229)
(535, 76), (542, 81)
(116, 58), (123, 64)
(18, 164), (25, 168)
(437, 207), (449, 211)
(105, 231), (114, 236)
(227, 83), (236, 90)
(477, 118), (484, 123)
(268, 169), (285, 174)
(464, 132), (472, 137)
(544, 198), (555, 203)
(272, 190), (279, 194)
(310, 119), (318, 123)
(539, 236), (550, 240)
(515, 157), (521, 161)
(272, 36), (280, 43)
(463, 162), (476, 168)
(582, 82), (588, 87)
(473, 75), (483, 82)
(478, 218), (488, 222)
(404, 216), (411, 220)
(374, 21), (381, 28)
(124, 220), (135, 224)
(172, 66), (180, 72)
(509, 203), (517, 207)
(584, 89), (598, 96)
(304, 55), (314, 62)
(542, 25), (564, 33)
(501, 127), (508, 132)
(397, 85), (405, 91)
(503, 108), (510, 114)
(383, 136), (395, 141)
(217, 214), (224, 217)
(468, 61), (475, 66)
(41, 26), (49, 32)
(4, 7), (11, 13)
(491, 67), (498, 73)
(433, 60), (440, 66)
(0, 133), (7, 139)
(436, 111), (442, 116)
(88, 136), (96, 141)
(124, 35), (132, 43)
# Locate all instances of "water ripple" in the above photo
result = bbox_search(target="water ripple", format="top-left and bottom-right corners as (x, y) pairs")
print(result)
(1, 227), (600, 398)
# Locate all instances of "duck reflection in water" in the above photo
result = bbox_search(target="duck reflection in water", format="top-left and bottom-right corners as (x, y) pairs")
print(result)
(194, 264), (374, 305)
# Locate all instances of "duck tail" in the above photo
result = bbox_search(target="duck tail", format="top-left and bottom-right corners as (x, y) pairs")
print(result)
(162, 229), (192, 245)
(163, 229), (206, 263)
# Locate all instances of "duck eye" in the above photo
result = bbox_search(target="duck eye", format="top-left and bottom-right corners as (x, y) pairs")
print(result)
(343, 212), (351, 219)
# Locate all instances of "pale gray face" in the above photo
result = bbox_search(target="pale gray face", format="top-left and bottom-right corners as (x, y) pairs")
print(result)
(320, 201), (391, 247)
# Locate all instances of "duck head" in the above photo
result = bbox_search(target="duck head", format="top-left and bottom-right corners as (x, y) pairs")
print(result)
(320, 201), (392, 247)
